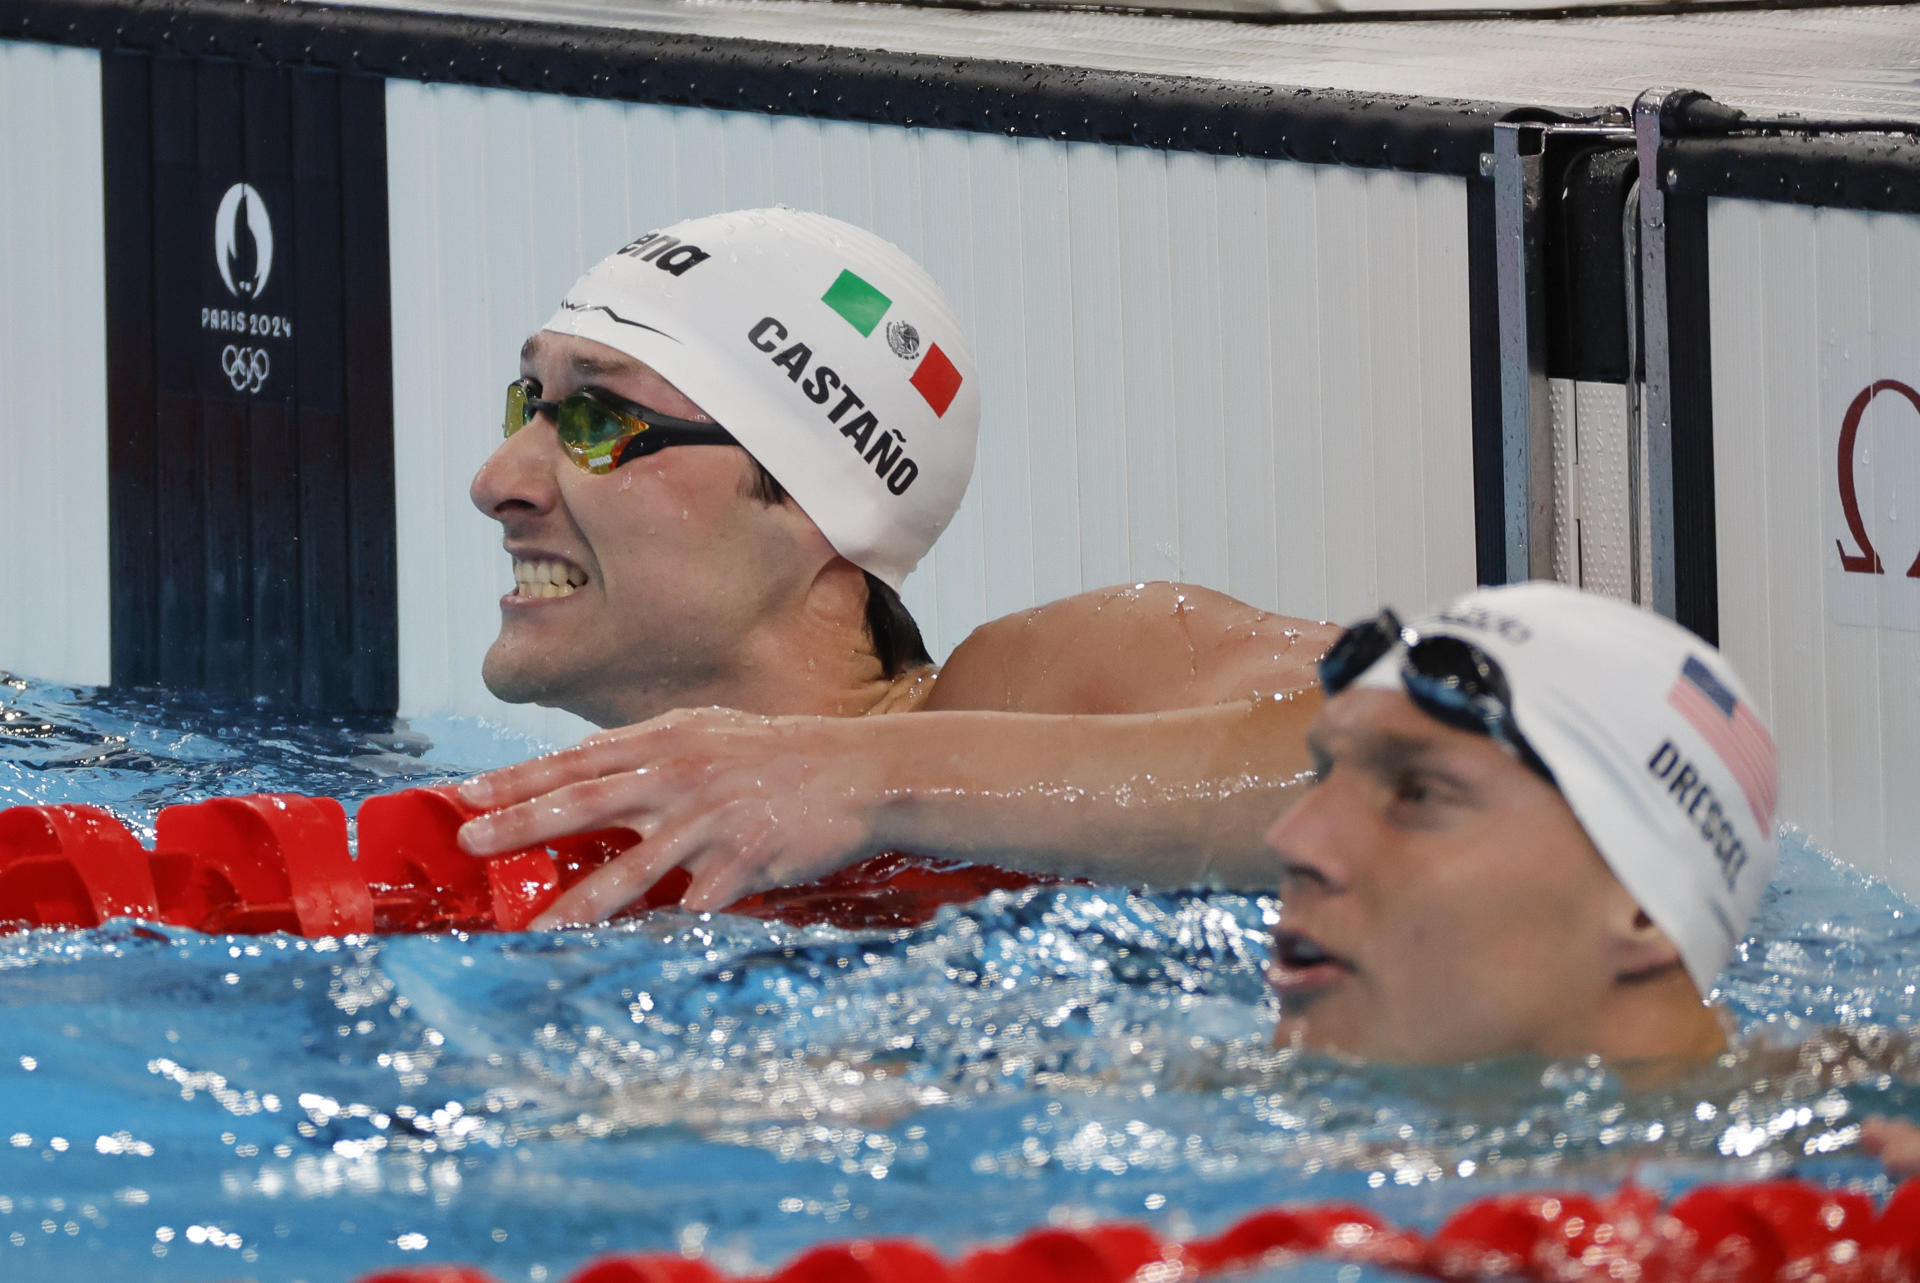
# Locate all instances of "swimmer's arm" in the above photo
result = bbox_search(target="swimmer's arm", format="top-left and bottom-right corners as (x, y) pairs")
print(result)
(841, 580), (1335, 883)
(925, 582), (1340, 715)
(459, 695), (1321, 925)
(858, 695), (1323, 888)
(456, 583), (1336, 922)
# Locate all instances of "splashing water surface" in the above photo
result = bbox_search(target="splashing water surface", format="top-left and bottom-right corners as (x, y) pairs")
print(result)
(0, 675), (1917, 1282)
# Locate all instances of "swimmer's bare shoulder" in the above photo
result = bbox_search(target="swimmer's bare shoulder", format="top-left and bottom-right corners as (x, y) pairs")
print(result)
(921, 582), (1340, 715)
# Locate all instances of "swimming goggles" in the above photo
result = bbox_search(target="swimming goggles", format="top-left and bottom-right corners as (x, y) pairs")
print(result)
(504, 378), (739, 474)
(1319, 608), (1557, 787)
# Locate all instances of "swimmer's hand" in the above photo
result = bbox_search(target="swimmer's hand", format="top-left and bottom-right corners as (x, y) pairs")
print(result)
(454, 707), (893, 926)
(454, 685), (1322, 927)
(1861, 1116), (1920, 1180)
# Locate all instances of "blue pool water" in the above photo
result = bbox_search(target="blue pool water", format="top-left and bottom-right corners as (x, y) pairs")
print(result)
(1, 674), (1918, 1283)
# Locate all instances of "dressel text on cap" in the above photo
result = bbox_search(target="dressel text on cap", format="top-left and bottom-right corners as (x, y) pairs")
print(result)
(748, 316), (919, 496)
(1647, 739), (1750, 893)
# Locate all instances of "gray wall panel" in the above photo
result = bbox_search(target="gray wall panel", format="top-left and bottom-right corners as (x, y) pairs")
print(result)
(0, 41), (110, 689)
(1710, 195), (1920, 898)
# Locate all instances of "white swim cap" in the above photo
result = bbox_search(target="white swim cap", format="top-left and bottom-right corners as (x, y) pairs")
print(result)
(539, 208), (979, 591)
(1353, 582), (1779, 995)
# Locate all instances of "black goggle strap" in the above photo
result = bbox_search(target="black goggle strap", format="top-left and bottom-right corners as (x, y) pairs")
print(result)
(1319, 610), (1557, 788)
(1318, 608), (1405, 696)
(613, 420), (739, 466)
(1401, 636), (1557, 788)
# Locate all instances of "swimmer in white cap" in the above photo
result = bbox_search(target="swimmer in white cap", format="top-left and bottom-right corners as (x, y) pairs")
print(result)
(458, 208), (1338, 924)
(1265, 581), (1779, 1063)
(1269, 582), (1920, 1165)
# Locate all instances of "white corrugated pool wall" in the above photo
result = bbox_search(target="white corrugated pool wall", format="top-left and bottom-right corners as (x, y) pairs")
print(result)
(1709, 196), (1920, 899)
(0, 40), (110, 688)
(386, 82), (1479, 746)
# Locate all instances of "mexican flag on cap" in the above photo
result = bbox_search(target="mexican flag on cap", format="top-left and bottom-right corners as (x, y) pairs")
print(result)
(822, 269), (964, 418)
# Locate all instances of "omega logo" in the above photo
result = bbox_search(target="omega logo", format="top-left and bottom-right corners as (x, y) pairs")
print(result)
(1834, 379), (1920, 579)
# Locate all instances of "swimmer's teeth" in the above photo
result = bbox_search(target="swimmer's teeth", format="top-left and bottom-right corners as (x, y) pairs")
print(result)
(512, 558), (588, 599)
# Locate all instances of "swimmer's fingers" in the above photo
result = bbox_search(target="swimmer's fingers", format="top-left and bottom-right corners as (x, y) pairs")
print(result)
(531, 802), (771, 925)
(530, 830), (700, 928)
(457, 765), (684, 856)
(528, 789), (876, 925)
(455, 708), (753, 812)
(610, 801), (795, 916)
(456, 744), (607, 811)
(678, 805), (864, 912)
(679, 842), (773, 915)
(1860, 1116), (1920, 1179)
(679, 858), (781, 916)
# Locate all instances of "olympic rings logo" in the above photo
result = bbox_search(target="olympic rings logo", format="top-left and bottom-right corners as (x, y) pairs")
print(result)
(221, 345), (271, 394)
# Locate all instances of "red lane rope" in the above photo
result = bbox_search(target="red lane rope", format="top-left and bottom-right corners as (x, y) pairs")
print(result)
(352, 1178), (1920, 1283)
(0, 790), (1033, 934)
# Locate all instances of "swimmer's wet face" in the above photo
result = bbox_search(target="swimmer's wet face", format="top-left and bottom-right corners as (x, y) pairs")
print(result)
(1264, 582), (1777, 1065)
(1265, 687), (1672, 1064)
(470, 333), (830, 725)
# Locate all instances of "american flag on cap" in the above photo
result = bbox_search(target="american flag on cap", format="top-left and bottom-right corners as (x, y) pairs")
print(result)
(1666, 655), (1777, 830)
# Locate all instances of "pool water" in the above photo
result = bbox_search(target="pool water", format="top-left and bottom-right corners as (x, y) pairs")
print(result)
(1, 674), (1918, 1283)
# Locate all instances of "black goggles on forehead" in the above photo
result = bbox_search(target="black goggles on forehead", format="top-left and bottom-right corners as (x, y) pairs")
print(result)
(1319, 608), (1557, 787)
(504, 378), (739, 474)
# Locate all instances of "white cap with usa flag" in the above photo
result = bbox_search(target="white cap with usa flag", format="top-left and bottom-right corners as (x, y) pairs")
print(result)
(1360, 582), (1781, 996)
(541, 206), (980, 590)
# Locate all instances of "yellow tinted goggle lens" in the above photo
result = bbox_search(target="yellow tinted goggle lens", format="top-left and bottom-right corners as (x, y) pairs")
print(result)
(503, 381), (532, 438)
(502, 381), (680, 473)
(557, 397), (646, 473)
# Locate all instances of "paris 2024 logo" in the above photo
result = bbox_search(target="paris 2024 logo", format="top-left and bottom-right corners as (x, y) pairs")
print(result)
(202, 182), (293, 396)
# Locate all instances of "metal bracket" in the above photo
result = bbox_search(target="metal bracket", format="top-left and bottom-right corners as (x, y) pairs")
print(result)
(1622, 176), (1645, 606)
(1494, 120), (1553, 583)
(1634, 87), (1686, 620)
(1492, 118), (1635, 586)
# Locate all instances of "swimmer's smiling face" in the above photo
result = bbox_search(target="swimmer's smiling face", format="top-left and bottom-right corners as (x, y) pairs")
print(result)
(1264, 686), (1653, 1064)
(469, 333), (820, 726)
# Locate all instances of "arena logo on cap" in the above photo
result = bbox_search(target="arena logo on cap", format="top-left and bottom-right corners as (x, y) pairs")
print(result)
(821, 269), (963, 418)
(615, 230), (711, 277)
(1427, 604), (1532, 644)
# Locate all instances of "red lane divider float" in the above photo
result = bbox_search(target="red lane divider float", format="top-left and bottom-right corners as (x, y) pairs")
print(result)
(354, 1179), (1920, 1283)
(0, 803), (160, 927)
(0, 789), (1034, 935)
